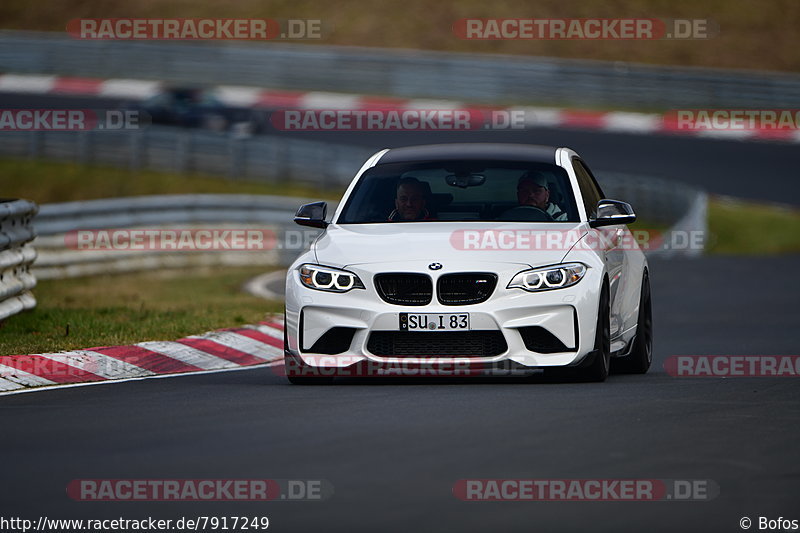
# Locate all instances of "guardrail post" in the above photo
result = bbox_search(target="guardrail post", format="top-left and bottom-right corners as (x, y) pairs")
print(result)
(274, 137), (289, 184)
(28, 131), (43, 159)
(0, 199), (39, 322)
(77, 131), (90, 165)
(228, 134), (245, 180)
(323, 145), (339, 191)
(129, 130), (144, 171)
(176, 132), (190, 174)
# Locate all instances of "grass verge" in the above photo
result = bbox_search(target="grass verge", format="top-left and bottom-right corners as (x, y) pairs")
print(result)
(707, 197), (800, 255)
(0, 158), (343, 204)
(0, 267), (283, 355)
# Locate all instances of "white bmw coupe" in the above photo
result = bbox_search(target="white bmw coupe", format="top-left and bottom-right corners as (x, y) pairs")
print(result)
(284, 144), (652, 383)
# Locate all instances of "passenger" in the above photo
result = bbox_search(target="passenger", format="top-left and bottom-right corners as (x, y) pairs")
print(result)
(388, 177), (433, 221)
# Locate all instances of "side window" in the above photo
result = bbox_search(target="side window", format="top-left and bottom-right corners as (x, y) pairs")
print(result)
(572, 159), (602, 219)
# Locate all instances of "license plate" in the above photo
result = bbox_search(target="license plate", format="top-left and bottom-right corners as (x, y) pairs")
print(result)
(399, 313), (470, 331)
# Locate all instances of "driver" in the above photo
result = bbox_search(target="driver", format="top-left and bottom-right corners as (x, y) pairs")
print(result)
(515, 171), (567, 221)
(388, 177), (433, 221)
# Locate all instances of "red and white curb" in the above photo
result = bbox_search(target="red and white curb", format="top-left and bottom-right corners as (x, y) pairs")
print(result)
(1, 73), (798, 143)
(0, 317), (285, 396)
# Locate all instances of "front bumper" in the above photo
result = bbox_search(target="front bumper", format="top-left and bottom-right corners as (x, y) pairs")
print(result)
(285, 261), (603, 369)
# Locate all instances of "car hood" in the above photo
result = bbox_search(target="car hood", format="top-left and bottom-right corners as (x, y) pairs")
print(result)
(313, 222), (588, 268)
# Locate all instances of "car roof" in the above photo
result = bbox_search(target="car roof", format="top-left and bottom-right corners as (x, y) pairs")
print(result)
(377, 143), (559, 165)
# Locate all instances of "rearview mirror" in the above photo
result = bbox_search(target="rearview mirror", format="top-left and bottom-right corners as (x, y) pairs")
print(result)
(294, 201), (329, 229)
(445, 174), (486, 188)
(589, 199), (636, 228)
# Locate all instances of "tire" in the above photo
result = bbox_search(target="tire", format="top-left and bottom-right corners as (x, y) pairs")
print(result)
(579, 283), (611, 382)
(612, 271), (653, 374)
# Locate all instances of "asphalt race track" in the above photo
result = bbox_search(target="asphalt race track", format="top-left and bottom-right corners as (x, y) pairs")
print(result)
(1, 92), (799, 531)
(1, 255), (798, 532)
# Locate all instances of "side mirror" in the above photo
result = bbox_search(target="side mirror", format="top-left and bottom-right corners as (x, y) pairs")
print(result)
(589, 199), (636, 228)
(294, 201), (329, 229)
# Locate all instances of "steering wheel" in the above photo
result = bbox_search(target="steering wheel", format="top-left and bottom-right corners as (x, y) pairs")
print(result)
(498, 205), (554, 222)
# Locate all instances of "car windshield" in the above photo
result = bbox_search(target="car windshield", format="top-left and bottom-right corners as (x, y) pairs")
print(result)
(337, 160), (579, 223)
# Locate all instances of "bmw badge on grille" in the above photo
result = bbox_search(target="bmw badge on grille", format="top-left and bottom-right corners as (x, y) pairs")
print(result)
(429, 263), (443, 270)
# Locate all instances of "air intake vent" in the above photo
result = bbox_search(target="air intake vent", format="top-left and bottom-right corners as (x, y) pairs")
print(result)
(374, 273), (433, 306)
(437, 273), (497, 305)
(367, 331), (507, 357)
(518, 326), (574, 353)
(303, 327), (356, 355)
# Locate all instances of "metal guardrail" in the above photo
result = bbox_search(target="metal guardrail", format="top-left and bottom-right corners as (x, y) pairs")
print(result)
(1, 30), (798, 109)
(600, 172), (707, 257)
(598, 172), (700, 228)
(34, 225), (287, 279)
(0, 127), (374, 191)
(33, 195), (335, 279)
(0, 199), (38, 320)
(34, 194), (330, 234)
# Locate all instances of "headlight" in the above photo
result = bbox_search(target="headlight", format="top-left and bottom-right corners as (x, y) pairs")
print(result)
(298, 264), (365, 293)
(507, 263), (587, 292)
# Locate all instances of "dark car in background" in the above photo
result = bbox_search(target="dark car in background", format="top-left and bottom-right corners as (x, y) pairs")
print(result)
(132, 86), (256, 133)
